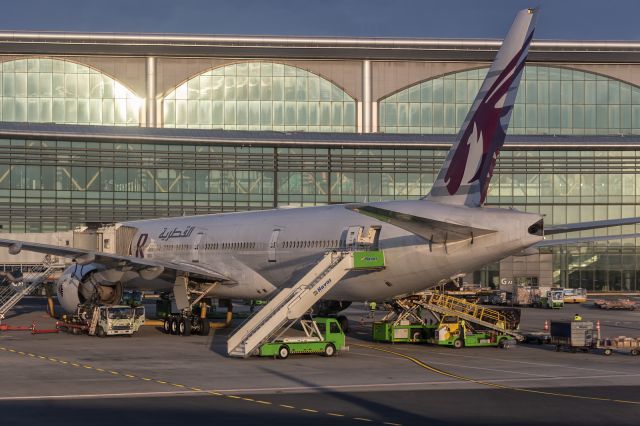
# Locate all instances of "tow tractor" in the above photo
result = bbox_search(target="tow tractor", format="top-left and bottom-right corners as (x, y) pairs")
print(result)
(61, 304), (145, 337)
(257, 317), (346, 359)
(532, 289), (565, 309)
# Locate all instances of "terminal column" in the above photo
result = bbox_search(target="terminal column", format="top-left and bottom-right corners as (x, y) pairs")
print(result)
(362, 60), (372, 133)
(146, 56), (157, 127)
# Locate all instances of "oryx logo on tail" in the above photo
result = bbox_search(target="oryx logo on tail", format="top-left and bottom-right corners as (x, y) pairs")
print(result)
(427, 8), (537, 207)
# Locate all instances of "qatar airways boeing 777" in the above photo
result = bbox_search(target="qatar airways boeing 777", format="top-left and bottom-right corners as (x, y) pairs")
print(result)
(2, 9), (639, 324)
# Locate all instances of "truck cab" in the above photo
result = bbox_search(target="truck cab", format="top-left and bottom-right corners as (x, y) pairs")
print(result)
(95, 305), (140, 337)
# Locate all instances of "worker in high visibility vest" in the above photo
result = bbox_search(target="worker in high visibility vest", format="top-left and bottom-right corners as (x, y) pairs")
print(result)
(573, 313), (582, 321)
(368, 301), (377, 318)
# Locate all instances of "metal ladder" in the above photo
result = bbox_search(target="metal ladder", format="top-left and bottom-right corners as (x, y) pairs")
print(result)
(418, 293), (524, 341)
(227, 251), (356, 358)
(0, 257), (56, 320)
(88, 306), (100, 336)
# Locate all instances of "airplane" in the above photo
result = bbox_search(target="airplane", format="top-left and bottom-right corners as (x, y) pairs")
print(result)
(1, 8), (639, 333)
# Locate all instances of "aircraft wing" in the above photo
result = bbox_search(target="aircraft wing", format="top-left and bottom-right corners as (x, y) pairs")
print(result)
(346, 204), (496, 243)
(0, 238), (233, 283)
(533, 233), (640, 248)
(545, 217), (640, 235)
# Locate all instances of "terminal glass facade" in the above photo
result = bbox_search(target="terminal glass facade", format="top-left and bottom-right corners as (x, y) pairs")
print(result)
(163, 62), (356, 132)
(1, 136), (638, 291)
(0, 59), (141, 126)
(379, 66), (640, 135)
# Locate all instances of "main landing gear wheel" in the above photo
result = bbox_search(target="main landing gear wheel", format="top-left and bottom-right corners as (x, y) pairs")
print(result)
(179, 317), (192, 336)
(170, 317), (179, 335)
(199, 318), (210, 336)
(162, 319), (171, 334)
(324, 343), (336, 357)
(453, 338), (464, 349)
(278, 345), (290, 359)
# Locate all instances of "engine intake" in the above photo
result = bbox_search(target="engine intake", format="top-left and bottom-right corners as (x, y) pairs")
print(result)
(56, 264), (123, 313)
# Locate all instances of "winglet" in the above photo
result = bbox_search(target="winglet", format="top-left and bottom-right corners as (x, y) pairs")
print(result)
(427, 8), (537, 207)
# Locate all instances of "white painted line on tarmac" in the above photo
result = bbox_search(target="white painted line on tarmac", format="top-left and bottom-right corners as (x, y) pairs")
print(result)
(201, 372), (640, 394)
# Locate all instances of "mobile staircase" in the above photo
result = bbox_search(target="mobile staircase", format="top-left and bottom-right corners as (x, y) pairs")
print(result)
(228, 249), (385, 358)
(0, 257), (56, 321)
(417, 292), (524, 341)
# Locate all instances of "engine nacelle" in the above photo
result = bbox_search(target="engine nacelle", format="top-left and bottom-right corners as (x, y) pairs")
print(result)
(56, 264), (123, 313)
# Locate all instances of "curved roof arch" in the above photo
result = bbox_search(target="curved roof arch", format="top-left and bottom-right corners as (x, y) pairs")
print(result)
(162, 61), (356, 132)
(379, 65), (640, 135)
(0, 57), (142, 126)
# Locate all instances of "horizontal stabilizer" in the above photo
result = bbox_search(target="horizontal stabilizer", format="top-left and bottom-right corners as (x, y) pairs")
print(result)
(534, 233), (640, 248)
(346, 204), (495, 244)
(545, 217), (640, 235)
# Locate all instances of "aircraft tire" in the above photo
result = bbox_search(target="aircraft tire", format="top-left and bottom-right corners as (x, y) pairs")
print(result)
(162, 319), (171, 334)
(179, 317), (191, 336)
(199, 318), (210, 336)
(170, 317), (179, 335)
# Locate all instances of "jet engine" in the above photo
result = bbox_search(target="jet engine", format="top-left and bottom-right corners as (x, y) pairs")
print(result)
(56, 264), (123, 313)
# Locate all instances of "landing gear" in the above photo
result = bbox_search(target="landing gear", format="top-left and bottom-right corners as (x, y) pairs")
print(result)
(179, 317), (192, 336)
(163, 314), (210, 337)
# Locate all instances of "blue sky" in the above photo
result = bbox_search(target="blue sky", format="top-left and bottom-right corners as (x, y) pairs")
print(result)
(0, 0), (637, 40)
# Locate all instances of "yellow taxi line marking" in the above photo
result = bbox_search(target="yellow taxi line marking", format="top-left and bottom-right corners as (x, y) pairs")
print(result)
(354, 343), (640, 406)
(0, 346), (400, 424)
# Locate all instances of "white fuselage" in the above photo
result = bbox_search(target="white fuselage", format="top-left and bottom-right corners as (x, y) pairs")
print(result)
(117, 200), (543, 302)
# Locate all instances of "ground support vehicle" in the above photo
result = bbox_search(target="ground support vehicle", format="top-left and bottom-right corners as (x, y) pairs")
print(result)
(372, 321), (436, 343)
(600, 337), (640, 356)
(563, 288), (588, 304)
(60, 304), (145, 337)
(550, 320), (598, 353)
(522, 332), (551, 345)
(532, 289), (564, 309)
(258, 317), (346, 359)
(593, 298), (637, 310)
(433, 316), (516, 349)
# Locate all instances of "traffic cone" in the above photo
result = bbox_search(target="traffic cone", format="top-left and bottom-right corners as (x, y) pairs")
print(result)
(543, 320), (549, 331)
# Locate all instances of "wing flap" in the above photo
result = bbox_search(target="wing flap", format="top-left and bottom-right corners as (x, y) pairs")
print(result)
(346, 204), (496, 243)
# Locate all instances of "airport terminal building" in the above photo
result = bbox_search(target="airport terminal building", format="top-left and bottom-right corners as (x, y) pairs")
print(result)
(1, 32), (640, 292)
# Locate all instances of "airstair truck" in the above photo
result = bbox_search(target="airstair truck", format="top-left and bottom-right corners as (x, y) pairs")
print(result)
(257, 317), (346, 359)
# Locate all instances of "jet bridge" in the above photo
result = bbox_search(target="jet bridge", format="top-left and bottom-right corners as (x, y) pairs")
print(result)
(227, 248), (385, 358)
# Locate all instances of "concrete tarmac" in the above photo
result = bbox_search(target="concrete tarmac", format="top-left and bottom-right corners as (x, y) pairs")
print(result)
(1, 298), (639, 425)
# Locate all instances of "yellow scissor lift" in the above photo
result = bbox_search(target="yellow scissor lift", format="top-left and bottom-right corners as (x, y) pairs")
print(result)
(373, 292), (523, 348)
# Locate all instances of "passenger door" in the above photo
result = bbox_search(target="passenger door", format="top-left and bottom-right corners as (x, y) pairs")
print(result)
(267, 229), (281, 262)
(192, 232), (204, 263)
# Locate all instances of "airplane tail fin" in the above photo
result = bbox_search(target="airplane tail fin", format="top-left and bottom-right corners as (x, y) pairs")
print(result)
(426, 8), (537, 207)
